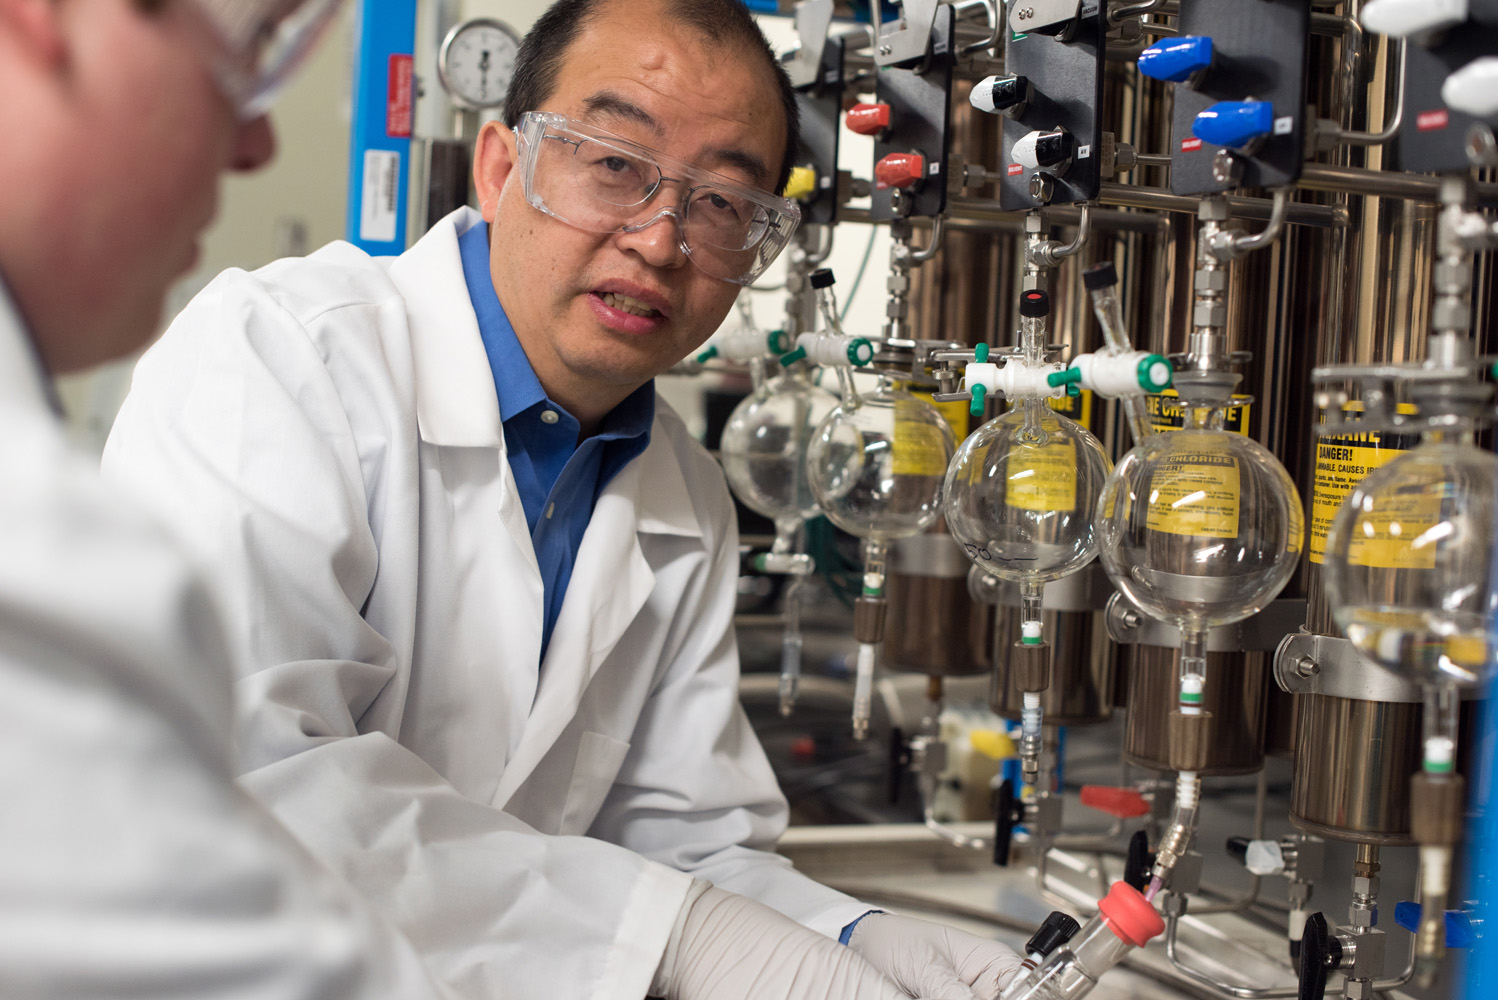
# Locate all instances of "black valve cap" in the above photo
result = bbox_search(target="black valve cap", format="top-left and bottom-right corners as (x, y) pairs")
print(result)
(989, 75), (1029, 110)
(810, 268), (835, 290)
(1297, 913), (1343, 1000)
(1019, 288), (1050, 319)
(1082, 261), (1118, 292)
(1124, 829), (1155, 892)
(1025, 911), (1081, 960)
(1226, 836), (1251, 866)
(1033, 130), (1077, 168)
(993, 778), (1024, 867)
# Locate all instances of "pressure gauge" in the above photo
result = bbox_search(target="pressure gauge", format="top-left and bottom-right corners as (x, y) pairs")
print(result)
(437, 18), (521, 110)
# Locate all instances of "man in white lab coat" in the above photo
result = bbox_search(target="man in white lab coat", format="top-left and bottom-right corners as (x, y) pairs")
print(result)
(103, 0), (1025, 998)
(0, 0), (460, 997)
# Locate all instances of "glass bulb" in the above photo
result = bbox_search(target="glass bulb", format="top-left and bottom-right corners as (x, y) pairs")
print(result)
(1097, 410), (1304, 630)
(944, 404), (1112, 584)
(807, 382), (956, 541)
(719, 371), (840, 524)
(1323, 440), (1498, 690)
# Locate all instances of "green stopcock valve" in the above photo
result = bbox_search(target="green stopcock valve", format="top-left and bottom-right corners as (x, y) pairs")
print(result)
(768, 330), (791, 354)
(970, 383), (988, 416)
(779, 346), (808, 367)
(695, 345), (719, 364)
(975, 343), (991, 363)
(1066, 384), (1080, 397)
(1490, 360), (1498, 380)
(848, 338), (874, 366)
(1138, 353), (1173, 392)
(1048, 367), (1083, 389)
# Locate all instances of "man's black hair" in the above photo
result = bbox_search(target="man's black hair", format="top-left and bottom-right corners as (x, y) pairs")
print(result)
(503, 0), (800, 194)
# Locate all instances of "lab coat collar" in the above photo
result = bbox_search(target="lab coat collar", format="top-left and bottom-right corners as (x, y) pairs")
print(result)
(389, 207), (504, 449)
(0, 276), (63, 419)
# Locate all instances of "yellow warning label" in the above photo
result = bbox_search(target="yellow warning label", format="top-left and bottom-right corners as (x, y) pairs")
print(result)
(1145, 452), (1241, 538)
(902, 384), (969, 442)
(1006, 437), (1078, 512)
(1047, 389), (1093, 427)
(1344, 491), (1440, 570)
(1308, 426), (1418, 564)
(891, 398), (952, 478)
(1146, 390), (1252, 436)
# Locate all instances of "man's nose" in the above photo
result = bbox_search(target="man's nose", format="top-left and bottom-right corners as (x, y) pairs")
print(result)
(615, 208), (689, 270)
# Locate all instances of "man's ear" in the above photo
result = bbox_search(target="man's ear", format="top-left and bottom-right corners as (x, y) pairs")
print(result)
(0, 0), (67, 67)
(473, 120), (519, 223)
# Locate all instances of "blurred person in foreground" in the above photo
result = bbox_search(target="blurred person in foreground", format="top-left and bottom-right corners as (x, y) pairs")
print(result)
(101, 0), (1026, 998)
(0, 1), (454, 996)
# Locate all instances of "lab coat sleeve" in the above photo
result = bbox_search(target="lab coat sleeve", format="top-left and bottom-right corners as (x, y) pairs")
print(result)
(0, 413), (453, 1000)
(585, 445), (871, 941)
(102, 266), (691, 1000)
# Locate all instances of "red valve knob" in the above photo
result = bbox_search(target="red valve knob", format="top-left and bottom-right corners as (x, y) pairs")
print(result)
(874, 152), (926, 190)
(1080, 785), (1151, 819)
(846, 102), (892, 136)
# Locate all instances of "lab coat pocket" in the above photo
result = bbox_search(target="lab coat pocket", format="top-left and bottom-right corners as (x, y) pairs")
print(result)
(559, 731), (631, 836)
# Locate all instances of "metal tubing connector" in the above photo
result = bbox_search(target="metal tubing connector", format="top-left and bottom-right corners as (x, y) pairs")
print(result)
(1026, 204), (1093, 269)
(1205, 188), (1290, 262)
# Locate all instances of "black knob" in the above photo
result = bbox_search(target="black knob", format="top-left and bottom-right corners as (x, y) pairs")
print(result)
(1226, 836), (1251, 865)
(1019, 289), (1050, 318)
(1298, 913), (1343, 1000)
(1082, 261), (1118, 292)
(1033, 130), (1077, 168)
(810, 268), (835, 289)
(1124, 829), (1155, 891)
(993, 778), (1025, 867)
(1025, 911), (1082, 960)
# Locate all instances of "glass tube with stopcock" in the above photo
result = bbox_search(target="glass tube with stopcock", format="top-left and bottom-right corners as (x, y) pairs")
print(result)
(808, 366), (955, 739)
(719, 365), (840, 716)
(1000, 882), (1166, 1000)
(1322, 420), (1498, 982)
(943, 288), (1112, 785)
(1096, 390), (1304, 895)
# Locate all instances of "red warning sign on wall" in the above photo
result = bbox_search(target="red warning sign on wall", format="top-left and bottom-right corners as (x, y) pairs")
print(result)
(387, 54), (414, 138)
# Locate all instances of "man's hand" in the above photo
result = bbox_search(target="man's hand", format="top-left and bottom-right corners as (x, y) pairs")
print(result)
(652, 884), (909, 1000)
(847, 912), (1026, 1000)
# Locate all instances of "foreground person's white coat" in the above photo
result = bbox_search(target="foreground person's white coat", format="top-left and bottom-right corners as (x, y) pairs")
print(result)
(0, 290), (452, 1000)
(103, 208), (872, 1000)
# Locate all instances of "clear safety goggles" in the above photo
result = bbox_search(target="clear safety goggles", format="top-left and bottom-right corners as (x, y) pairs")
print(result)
(513, 111), (801, 286)
(190, 0), (345, 119)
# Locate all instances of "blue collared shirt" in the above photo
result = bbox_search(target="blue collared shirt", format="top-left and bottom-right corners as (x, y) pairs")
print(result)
(458, 222), (654, 662)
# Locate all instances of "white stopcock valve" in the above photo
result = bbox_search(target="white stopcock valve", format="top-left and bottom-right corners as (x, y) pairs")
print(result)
(1049, 352), (1173, 399)
(1443, 56), (1498, 118)
(780, 331), (875, 369)
(697, 326), (791, 364)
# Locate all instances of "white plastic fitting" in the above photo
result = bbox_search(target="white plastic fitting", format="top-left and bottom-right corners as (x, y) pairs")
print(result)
(964, 360), (1065, 401)
(1244, 840), (1288, 876)
(788, 332), (874, 368)
(1443, 56), (1498, 118)
(1062, 351), (1173, 398)
(1361, 0), (1467, 36)
(701, 325), (787, 363)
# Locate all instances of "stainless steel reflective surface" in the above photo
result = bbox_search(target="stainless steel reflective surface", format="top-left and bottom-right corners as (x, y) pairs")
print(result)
(1290, 694), (1420, 845)
(1124, 646), (1269, 775)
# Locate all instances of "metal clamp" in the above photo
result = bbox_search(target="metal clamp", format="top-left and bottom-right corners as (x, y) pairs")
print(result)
(1105, 592), (1307, 652)
(1273, 629), (1425, 704)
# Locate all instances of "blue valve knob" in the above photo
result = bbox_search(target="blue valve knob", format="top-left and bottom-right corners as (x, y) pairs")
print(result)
(1137, 36), (1214, 83)
(1393, 902), (1477, 948)
(1193, 100), (1275, 150)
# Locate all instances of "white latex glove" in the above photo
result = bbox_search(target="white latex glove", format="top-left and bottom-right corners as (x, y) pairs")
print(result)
(847, 911), (1027, 1000)
(651, 882), (909, 1000)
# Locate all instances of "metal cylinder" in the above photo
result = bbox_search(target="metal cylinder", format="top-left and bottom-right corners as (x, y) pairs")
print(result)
(1290, 694), (1421, 845)
(883, 534), (992, 676)
(1123, 647), (1269, 776)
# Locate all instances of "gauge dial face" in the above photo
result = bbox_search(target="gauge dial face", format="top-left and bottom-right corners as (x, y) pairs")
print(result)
(438, 18), (521, 110)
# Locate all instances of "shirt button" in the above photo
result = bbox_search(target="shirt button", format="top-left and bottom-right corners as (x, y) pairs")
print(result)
(545, 502), (556, 519)
(541, 409), (560, 424)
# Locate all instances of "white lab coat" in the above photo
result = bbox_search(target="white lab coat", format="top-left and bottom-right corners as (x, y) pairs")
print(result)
(103, 208), (868, 1000)
(0, 288), (452, 999)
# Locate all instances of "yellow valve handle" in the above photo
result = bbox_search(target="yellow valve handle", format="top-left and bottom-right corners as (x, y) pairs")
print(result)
(783, 166), (818, 201)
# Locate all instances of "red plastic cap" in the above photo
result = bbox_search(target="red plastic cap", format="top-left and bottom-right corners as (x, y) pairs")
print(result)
(846, 102), (892, 136)
(874, 152), (926, 190)
(1098, 881), (1165, 948)
(1080, 785), (1150, 819)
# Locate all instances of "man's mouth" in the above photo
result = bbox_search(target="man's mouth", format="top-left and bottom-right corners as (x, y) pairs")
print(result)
(600, 291), (662, 318)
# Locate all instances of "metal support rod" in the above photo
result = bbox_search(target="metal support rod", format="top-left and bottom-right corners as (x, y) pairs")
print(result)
(1098, 182), (1346, 228)
(1179, 769), (1268, 916)
(1296, 164), (1498, 206)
